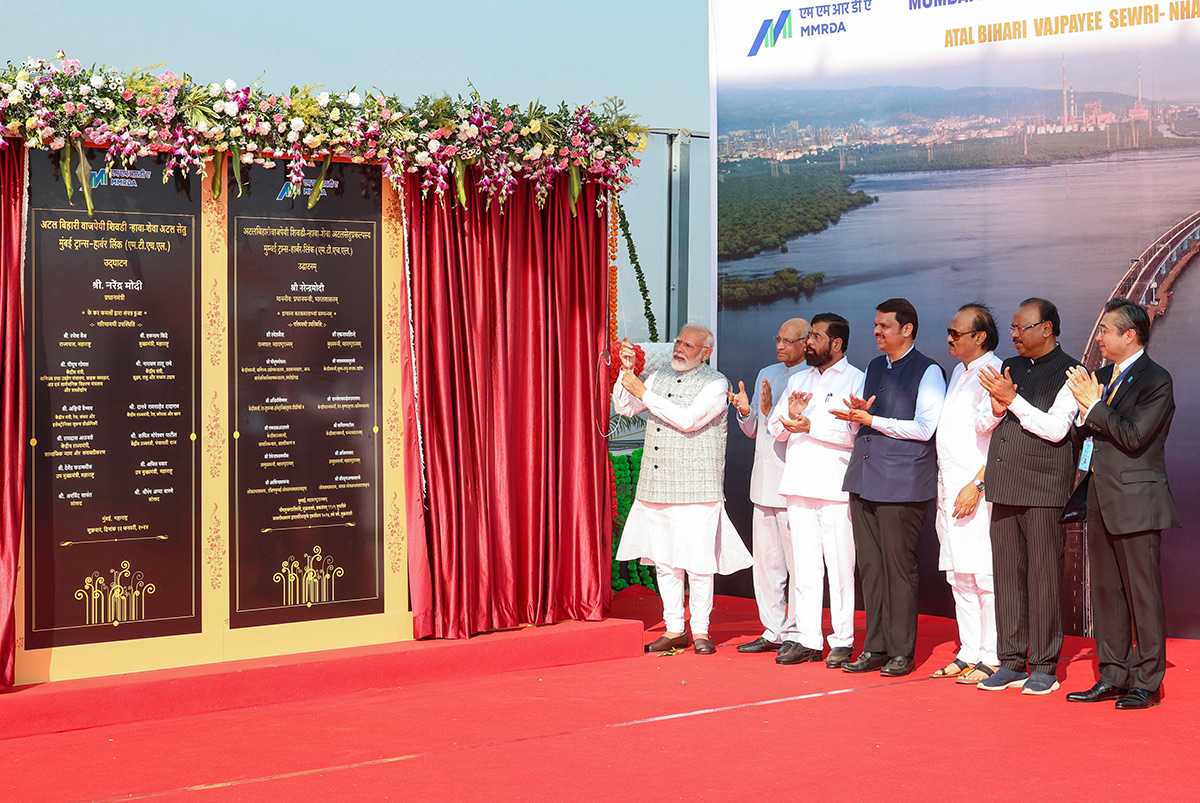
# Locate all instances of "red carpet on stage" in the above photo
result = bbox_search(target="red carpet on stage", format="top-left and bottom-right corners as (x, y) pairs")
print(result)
(3, 588), (1197, 802)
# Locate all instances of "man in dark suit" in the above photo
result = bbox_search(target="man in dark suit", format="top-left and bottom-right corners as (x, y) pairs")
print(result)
(1064, 298), (1178, 709)
(977, 298), (1080, 695)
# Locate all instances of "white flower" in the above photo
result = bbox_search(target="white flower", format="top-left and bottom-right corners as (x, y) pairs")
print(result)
(90, 75), (104, 88)
(457, 122), (478, 141)
(225, 103), (238, 118)
(286, 130), (299, 143)
(246, 142), (258, 151)
(256, 122), (270, 135)
(526, 145), (543, 161)
(241, 152), (254, 163)
(212, 100), (226, 114)
(276, 122), (286, 133)
(415, 151), (431, 166)
(405, 144), (416, 153)
(346, 92), (361, 108)
(302, 134), (315, 146)
(263, 160), (276, 169)
(456, 106), (467, 118)
(50, 137), (66, 150)
(208, 83), (221, 97)
(197, 121), (210, 132)
(427, 139), (441, 152)
(224, 79), (237, 92)
(6, 90), (20, 104)
(39, 86), (50, 97)
(317, 92), (330, 107)
(290, 117), (304, 132)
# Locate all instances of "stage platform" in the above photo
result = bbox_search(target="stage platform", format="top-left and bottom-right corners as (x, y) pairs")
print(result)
(0, 616), (644, 741)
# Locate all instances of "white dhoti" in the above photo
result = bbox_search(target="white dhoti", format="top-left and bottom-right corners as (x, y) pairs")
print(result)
(617, 500), (753, 633)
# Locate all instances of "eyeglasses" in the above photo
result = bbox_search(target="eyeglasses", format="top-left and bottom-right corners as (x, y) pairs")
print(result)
(1009, 321), (1047, 335)
(946, 328), (980, 342)
(773, 335), (804, 346)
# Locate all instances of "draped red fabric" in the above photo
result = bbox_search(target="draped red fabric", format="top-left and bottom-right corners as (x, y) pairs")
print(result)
(399, 173), (611, 639)
(0, 144), (27, 688)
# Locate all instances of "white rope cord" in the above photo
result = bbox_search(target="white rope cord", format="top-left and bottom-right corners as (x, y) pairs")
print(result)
(398, 184), (428, 500)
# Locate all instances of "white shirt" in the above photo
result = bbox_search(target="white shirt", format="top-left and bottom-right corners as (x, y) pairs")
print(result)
(612, 369), (728, 431)
(935, 351), (1002, 574)
(736, 361), (809, 507)
(767, 357), (865, 502)
(858, 346), (946, 441)
(979, 357), (1077, 443)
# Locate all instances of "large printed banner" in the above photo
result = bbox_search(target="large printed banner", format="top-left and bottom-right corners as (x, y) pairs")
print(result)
(228, 163), (384, 628)
(711, 0), (1200, 635)
(24, 153), (201, 647)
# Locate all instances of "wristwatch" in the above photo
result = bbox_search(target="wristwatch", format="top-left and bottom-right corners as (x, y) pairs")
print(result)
(971, 478), (985, 491)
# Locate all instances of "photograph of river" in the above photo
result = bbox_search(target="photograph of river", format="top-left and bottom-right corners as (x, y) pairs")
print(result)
(717, 148), (1200, 634)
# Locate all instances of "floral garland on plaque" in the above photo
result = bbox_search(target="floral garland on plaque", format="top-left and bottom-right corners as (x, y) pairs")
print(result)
(0, 53), (648, 215)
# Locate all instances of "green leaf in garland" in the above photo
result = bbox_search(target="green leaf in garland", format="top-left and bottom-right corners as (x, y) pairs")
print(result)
(60, 146), (74, 204)
(74, 140), (94, 217)
(451, 158), (469, 210)
(567, 164), (581, 218)
(230, 145), (244, 198)
(308, 153), (332, 210)
(211, 151), (224, 200)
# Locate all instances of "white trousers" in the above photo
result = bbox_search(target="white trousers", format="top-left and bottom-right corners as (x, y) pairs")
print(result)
(657, 564), (715, 634)
(947, 570), (998, 666)
(751, 504), (796, 642)
(786, 496), (856, 650)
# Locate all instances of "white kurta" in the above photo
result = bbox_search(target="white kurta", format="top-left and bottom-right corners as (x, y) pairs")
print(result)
(613, 369), (753, 575)
(935, 351), (1003, 574)
(737, 361), (809, 507)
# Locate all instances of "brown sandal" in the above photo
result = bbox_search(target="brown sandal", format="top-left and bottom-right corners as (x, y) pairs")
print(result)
(930, 658), (970, 678)
(956, 662), (998, 684)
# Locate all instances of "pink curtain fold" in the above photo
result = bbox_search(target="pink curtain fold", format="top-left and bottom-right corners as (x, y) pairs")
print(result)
(400, 173), (611, 639)
(0, 143), (27, 688)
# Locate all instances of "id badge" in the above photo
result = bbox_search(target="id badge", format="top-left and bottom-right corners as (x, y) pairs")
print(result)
(1078, 437), (1094, 472)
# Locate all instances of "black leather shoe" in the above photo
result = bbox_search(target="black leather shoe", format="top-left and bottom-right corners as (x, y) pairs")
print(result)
(842, 651), (889, 673)
(880, 656), (915, 677)
(645, 633), (688, 653)
(1065, 681), (1129, 703)
(1115, 688), (1161, 709)
(777, 644), (823, 665)
(737, 636), (783, 653)
(825, 646), (853, 669)
(693, 636), (716, 655)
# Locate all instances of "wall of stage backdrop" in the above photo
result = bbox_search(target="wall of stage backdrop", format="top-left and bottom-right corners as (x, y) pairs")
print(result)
(709, 0), (1200, 636)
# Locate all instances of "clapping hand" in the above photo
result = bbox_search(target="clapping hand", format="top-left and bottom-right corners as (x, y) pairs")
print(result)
(726, 381), (752, 416)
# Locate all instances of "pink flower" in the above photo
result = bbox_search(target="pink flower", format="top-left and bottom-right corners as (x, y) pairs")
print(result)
(503, 107), (512, 117)
(501, 121), (513, 133)
(272, 113), (284, 124)
(259, 100), (270, 112)
(281, 95), (292, 108)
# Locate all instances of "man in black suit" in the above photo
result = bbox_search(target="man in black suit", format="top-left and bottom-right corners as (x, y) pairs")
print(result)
(1064, 298), (1178, 709)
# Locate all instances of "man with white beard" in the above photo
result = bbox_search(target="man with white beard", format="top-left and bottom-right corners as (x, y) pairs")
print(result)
(613, 324), (753, 654)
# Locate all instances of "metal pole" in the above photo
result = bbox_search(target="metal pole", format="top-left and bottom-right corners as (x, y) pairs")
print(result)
(661, 129), (691, 337)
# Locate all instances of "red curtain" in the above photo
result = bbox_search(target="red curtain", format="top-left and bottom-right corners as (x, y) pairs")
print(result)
(400, 173), (611, 639)
(0, 144), (27, 688)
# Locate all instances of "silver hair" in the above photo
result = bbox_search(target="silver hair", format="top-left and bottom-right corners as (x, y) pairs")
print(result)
(680, 323), (715, 349)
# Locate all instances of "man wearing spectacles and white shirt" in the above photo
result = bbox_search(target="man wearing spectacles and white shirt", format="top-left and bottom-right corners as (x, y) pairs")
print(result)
(613, 324), (753, 655)
(767, 313), (863, 668)
(727, 318), (810, 661)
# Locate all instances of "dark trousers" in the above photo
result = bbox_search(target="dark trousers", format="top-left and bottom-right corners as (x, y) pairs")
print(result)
(990, 503), (1064, 675)
(1086, 496), (1167, 691)
(848, 494), (929, 658)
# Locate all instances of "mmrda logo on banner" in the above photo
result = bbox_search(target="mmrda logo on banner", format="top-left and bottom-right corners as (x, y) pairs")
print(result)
(90, 168), (153, 188)
(747, 8), (847, 56)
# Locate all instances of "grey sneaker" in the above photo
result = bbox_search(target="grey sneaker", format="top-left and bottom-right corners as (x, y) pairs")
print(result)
(977, 666), (1029, 690)
(1021, 671), (1061, 695)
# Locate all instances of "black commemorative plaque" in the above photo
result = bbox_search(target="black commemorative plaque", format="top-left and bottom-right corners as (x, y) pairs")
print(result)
(24, 151), (201, 648)
(228, 162), (384, 628)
